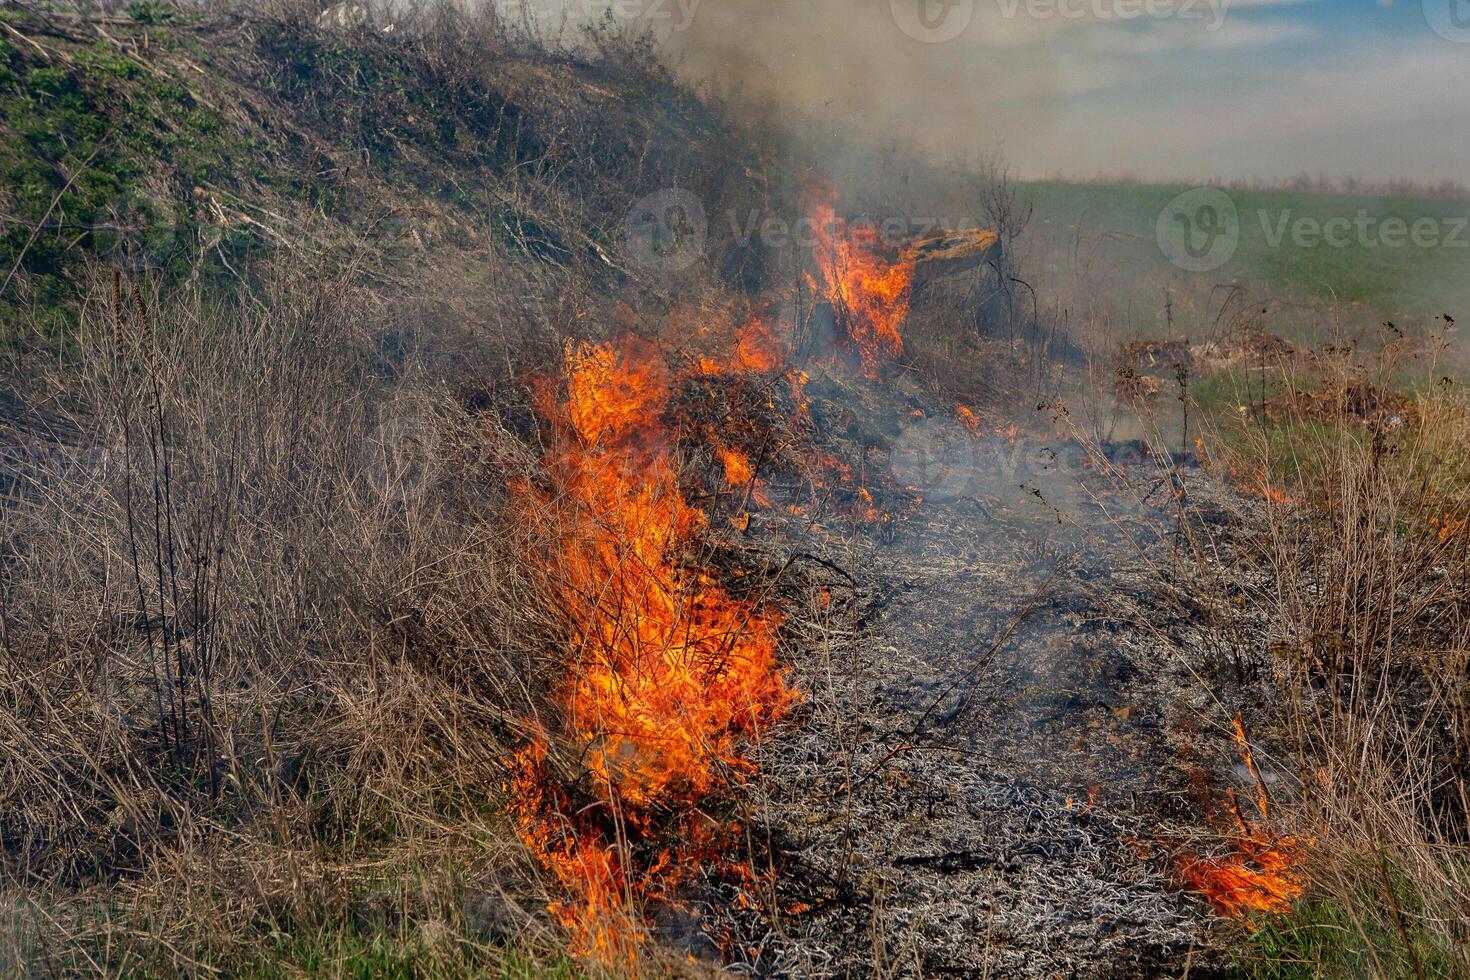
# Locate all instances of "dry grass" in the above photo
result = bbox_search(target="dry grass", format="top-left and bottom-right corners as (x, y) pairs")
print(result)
(0, 257), (588, 974)
(0, 4), (784, 972)
(1174, 327), (1470, 976)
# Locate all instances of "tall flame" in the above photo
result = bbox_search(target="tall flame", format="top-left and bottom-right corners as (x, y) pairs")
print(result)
(511, 332), (794, 962)
(510, 179), (944, 959)
(804, 182), (917, 378)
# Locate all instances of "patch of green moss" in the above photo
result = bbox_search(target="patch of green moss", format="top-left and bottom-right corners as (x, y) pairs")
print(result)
(0, 16), (269, 339)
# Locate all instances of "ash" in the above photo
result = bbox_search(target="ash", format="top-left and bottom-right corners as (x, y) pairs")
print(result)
(720, 416), (1251, 977)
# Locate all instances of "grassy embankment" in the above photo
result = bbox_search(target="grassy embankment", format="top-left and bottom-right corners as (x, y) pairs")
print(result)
(0, 3), (775, 975)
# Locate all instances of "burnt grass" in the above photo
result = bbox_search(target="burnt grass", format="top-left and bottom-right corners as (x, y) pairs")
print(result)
(0, 5), (1333, 978)
(686, 365), (1264, 977)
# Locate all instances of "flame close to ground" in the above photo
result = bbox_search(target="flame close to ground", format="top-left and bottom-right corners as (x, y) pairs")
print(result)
(804, 182), (917, 379)
(1174, 714), (1306, 919)
(1175, 830), (1304, 918)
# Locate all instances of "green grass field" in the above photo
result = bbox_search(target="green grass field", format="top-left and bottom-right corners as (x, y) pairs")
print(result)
(1020, 180), (1470, 331)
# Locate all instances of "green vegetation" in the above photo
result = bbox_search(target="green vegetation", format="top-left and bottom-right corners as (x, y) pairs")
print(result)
(1241, 883), (1464, 979)
(0, 3), (760, 349)
(0, 18), (259, 336)
(1022, 180), (1470, 324)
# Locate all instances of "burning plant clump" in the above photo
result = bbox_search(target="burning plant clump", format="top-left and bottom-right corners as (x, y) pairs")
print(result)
(804, 181), (917, 379)
(1175, 831), (1304, 919)
(509, 332), (796, 963)
(504, 182), (1008, 961)
(678, 319), (809, 516)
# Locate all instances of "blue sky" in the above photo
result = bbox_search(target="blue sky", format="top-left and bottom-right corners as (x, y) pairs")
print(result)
(642, 0), (1470, 182)
(998, 0), (1470, 181)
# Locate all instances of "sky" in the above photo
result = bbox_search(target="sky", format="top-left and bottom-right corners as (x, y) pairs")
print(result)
(519, 0), (1470, 183)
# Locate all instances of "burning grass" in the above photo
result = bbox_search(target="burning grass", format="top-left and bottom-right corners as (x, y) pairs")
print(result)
(500, 181), (997, 961)
(1177, 324), (1470, 974)
(1173, 718), (1306, 920)
(1176, 837), (1305, 919)
(507, 329), (803, 964)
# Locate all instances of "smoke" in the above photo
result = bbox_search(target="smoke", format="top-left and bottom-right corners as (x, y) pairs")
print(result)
(499, 0), (1065, 175)
(498, 0), (1470, 186)
(662, 0), (1059, 163)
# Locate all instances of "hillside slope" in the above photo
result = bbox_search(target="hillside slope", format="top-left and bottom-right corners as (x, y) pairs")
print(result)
(0, 3), (772, 340)
(0, 5), (788, 976)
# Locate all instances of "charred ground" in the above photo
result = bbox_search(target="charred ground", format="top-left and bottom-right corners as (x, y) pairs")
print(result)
(2, 4), (1467, 979)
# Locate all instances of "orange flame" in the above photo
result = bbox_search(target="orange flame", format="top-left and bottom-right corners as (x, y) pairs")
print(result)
(1429, 513), (1466, 541)
(1175, 834), (1304, 918)
(1173, 714), (1305, 919)
(734, 317), (783, 373)
(511, 333), (795, 963)
(955, 404), (982, 435)
(1248, 470), (1299, 508)
(804, 182), (916, 378)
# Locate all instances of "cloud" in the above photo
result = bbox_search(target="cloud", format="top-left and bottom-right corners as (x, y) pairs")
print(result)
(1011, 40), (1470, 181)
(955, 0), (1321, 48)
(502, 0), (1467, 183)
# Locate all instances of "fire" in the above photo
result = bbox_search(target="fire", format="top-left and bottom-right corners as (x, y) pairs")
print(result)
(956, 404), (1022, 444)
(511, 332), (795, 962)
(1173, 714), (1306, 919)
(1175, 834), (1304, 918)
(1429, 513), (1466, 541)
(804, 182), (917, 378)
(1244, 469), (1298, 508)
(507, 182), (985, 958)
(955, 404), (982, 435)
(509, 741), (643, 960)
(1230, 713), (1272, 822)
(720, 444), (755, 487)
(734, 317), (783, 373)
